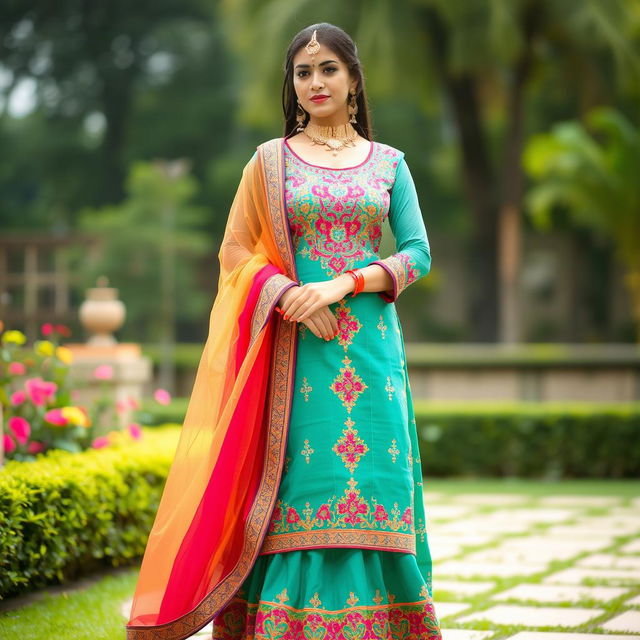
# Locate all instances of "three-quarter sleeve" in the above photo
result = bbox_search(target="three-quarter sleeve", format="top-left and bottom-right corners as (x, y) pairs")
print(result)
(367, 156), (431, 302)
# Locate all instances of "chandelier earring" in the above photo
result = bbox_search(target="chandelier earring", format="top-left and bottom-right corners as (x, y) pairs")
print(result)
(296, 99), (307, 132)
(348, 90), (358, 124)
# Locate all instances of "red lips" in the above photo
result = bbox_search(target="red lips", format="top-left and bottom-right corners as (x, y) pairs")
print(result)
(310, 95), (330, 102)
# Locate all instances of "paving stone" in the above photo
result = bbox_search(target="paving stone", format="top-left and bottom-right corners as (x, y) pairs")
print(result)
(434, 579), (497, 596)
(600, 610), (640, 631)
(492, 583), (629, 603)
(457, 604), (604, 626)
(500, 536), (611, 553)
(572, 516), (640, 532)
(428, 530), (499, 546)
(436, 518), (532, 534)
(544, 525), (624, 539)
(430, 543), (466, 560)
(506, 632), (640, 640)
(440, 630), (494, 640)
(480, 508), (577, 523)
(426, 504), (478, 520)
(437, 560), (547, 579)
(577, 553), (640, 571)
(463, 546), (577, 564)
(436, 601), (472, 618)
(620, 539), (640, 553)
(544, 567), (640, 585)
(448, 493), (529, 506)
(537, 496), (624, 507)
(626, 593), (640, 605)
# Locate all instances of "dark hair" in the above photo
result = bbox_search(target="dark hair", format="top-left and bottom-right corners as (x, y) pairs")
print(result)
(282, 23), (373, 140)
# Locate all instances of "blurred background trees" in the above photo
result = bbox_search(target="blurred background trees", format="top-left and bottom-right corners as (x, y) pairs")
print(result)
(1, 0), (639, 344)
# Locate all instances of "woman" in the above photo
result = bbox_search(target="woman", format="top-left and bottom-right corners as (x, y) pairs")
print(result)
(126, 22), (442, 640)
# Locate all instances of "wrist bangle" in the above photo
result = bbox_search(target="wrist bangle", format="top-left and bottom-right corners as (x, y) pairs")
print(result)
(345, 269), (365, 297)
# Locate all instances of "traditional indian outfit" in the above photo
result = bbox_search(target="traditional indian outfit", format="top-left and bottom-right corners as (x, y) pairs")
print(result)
(126, 137), (442, 640)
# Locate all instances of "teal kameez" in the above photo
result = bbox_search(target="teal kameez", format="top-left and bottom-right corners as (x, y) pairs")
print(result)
(213, 140), (442, 639)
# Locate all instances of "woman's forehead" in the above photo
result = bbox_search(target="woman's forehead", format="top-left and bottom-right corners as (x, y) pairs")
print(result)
(293, 42), (341, 67)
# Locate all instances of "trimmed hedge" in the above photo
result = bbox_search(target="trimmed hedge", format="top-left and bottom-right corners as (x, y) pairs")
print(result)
(415, 401), (640, 479)
(0, 426), (179, 599)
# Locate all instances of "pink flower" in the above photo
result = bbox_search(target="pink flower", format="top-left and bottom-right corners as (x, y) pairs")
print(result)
(401, 507), (412, 525)
(25, 377), (57, 406)
(10, 390), (26, 406)
(44, 408), (68, 426)
(154, 388), (171, 405)
(71, 389), (81, 400)
(127, 396), (140, 410)
(8, 416), (31, 444)
(93, 364), (114, 380)
(3, 434), (16, 453)
(8, 361), (26, 375)
(27, 441), (45, 454)
(55, 324), (71, 337)
(115, 399), (128, 413)
(374, 504), (389, 521)
(315, 504), (332, 521)
(128, 422), (142, 440)
(41, 323), (54, 336)
(285, 507), (300, 523)
(92, 436), (110, 449)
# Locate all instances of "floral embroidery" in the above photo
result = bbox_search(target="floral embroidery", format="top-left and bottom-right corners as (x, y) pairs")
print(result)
(283, 456), (291, 474)
(267, 477), (414, 536)
(300, 439), (314, 463)
(275, 588), (289, 604)
(212, 596), (442, 640)
(298, 323), (308, 339)
(309, 592), (322, 607)
(329, 355), (368, 413)
(373, 589), (384, 605)
(420, 584), (429, 598)
(335, 299), (362, 352)
(415, 517), (427, 543)
(377, 315), (387, 339)
(332, 417), (369, 473)
(299, 376), (312, 401)
(387, 591), (396, 604)
(284, 144), (400, 278)
(385, 376), (395, 400)
(346, 591), (360, 606)
(388, 439), (400, 463)
(372, 252), (422, 299)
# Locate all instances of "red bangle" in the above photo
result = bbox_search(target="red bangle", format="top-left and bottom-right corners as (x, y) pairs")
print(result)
(345, 269), (365, 297)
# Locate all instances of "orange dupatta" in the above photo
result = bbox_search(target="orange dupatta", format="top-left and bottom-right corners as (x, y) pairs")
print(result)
(126, 138), (298, 640)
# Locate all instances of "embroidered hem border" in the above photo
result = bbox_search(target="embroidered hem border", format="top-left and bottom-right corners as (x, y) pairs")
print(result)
(259, 529), (416, 555)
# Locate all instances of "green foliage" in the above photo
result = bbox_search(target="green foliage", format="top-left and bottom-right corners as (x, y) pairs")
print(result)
(0, 426), (178, 599)
(415, 401), (640, 478)
(70, 160), (213, 342)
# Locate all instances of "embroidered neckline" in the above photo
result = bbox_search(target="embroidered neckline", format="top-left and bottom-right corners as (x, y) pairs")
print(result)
(284, 137), (376, 171)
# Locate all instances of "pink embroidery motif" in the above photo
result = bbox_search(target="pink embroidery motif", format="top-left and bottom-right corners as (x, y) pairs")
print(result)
(396, 252), (421, 285)
(332, 416), (369, 473)
(335, 299), (362, 352)
(329, 355), (368, 413)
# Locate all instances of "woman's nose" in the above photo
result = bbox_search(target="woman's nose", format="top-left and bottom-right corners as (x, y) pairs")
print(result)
(310, 72), (324, 90)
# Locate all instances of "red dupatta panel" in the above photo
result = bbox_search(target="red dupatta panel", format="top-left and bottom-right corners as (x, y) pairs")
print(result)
(126, 138), (298, 640)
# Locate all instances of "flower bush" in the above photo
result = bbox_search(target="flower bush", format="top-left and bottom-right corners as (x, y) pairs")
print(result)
(0, 321), (169, 462)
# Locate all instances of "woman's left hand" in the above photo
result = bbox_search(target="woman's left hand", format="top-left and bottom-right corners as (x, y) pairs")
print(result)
(279, 277), (352, 323)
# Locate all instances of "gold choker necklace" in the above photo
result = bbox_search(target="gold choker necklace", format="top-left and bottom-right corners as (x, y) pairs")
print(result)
(303, 122), (359, 156)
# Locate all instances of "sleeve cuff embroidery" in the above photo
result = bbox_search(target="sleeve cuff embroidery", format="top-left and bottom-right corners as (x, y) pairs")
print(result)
(369, 253), (422, 302)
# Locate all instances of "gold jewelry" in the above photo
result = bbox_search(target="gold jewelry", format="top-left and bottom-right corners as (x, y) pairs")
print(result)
(296, 99), (307, 132)
(302, 121), (359, 156)
(305, 29), (320, 60)
(348, 89), (358, 124)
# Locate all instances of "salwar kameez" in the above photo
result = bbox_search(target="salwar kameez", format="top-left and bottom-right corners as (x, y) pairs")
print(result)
(213, 140), (442, 639)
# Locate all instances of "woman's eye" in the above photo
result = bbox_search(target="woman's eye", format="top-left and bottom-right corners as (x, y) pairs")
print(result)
(296, 67), (337, 78)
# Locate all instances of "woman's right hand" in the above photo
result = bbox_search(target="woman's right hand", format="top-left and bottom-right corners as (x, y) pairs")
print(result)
(277, 287), (339, 341)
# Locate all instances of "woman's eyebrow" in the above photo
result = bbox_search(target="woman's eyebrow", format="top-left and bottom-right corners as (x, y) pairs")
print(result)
(294, 59), (339, 70)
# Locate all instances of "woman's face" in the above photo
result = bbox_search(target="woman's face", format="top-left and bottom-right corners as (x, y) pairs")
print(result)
(292, 41), (357, 126)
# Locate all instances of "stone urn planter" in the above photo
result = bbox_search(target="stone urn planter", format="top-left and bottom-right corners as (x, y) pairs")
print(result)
(78, 276), (126, 346)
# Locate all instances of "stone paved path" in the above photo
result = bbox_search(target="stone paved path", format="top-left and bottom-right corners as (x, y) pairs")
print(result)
(120, 487), (640, 638)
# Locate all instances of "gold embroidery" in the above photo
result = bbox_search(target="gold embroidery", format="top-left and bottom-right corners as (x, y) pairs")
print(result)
(299, 376), (312, 401)
(415, 518), (426, 543)
(329, 355), (368, 413)
(332, 416), (369, 473)
(387, 591), (396, 604)
(419, 584), (429, 598)
(388, 439), (400, 463)
(300, 439), (314, 463)
(373, 589), (384, 605)
(275, 588), (289, 604)
(309, 592), (322, 607)
(346, 591), (359, 606)
(284, 455), (292, 473)
(298, 323), (308, 339)
(385, 376), (395, 400)
(377, 315), (388, 339)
